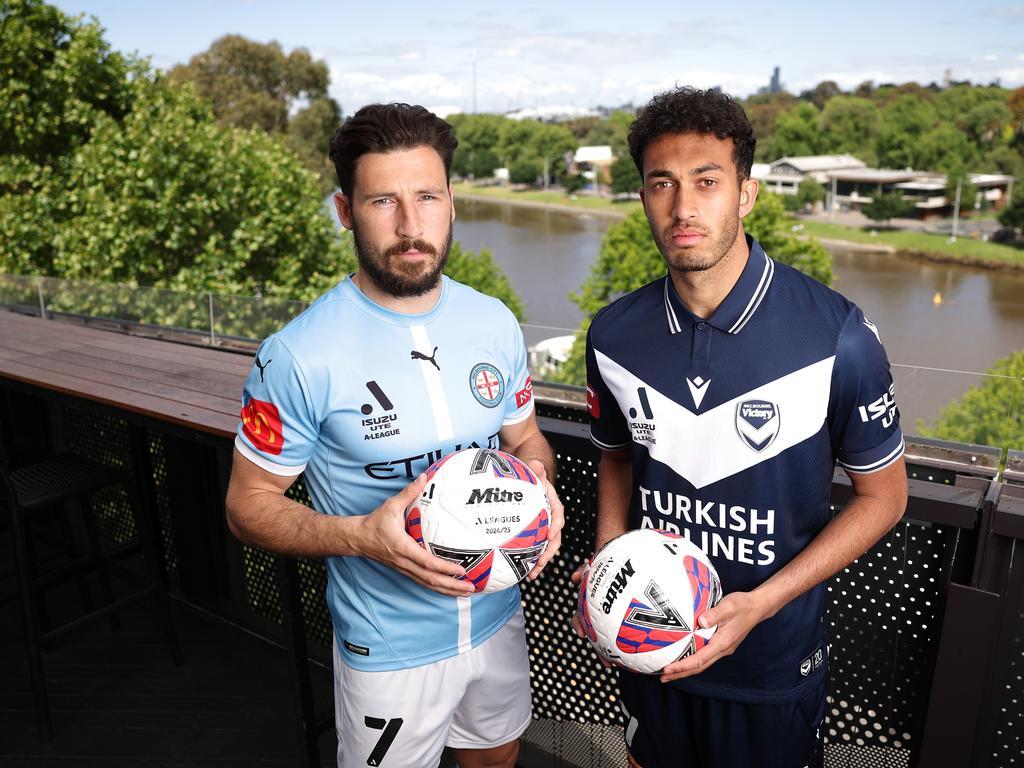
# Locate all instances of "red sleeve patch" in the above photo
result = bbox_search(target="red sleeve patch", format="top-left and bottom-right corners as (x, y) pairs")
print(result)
(514, 375), (534, 408)
(241, 398), (284, 455)
(586, 384), (601, 419)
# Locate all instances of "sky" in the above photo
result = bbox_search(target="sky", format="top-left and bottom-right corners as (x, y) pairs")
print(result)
(53, 0), (1024, 116)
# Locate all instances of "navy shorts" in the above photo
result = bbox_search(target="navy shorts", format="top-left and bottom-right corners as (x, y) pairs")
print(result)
(618, 671), (826, 768)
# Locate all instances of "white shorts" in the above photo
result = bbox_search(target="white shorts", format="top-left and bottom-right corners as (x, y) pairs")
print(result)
(333, 607), (532, 768)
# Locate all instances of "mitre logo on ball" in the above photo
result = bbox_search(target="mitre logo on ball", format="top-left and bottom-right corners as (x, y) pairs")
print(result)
(405, 448), (551, 593)
(578, 529), (723, 674)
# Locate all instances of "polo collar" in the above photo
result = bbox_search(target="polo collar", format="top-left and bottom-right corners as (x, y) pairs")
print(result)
(663, 236), (774, 336)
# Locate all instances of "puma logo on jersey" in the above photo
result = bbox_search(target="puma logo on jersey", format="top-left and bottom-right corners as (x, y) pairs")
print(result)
(254, 354), (271, 382)
(411, 346), (440, 371)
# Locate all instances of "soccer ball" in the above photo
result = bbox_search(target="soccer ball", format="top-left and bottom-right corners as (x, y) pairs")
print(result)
(577, 529), (723, 674)
(404, 448), (551, 593)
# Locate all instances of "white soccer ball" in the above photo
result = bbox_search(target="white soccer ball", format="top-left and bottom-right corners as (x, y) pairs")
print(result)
(577, 529), (723, 674)
(404, 448), (551, 593)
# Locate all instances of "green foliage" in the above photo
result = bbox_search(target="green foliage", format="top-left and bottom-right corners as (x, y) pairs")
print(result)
(999, 187), (1024, 231)
(168, 34), (340, 195)
(549, 191), (832, 385)
(771, 102), (823, 157)
(0, 0), (134, 162)
(444, 241), (524, 321)
(610, 153), (641, 195)
(785, 178), (827, 212)
(818, 96), (878, 160)
(861, 192), (916, 224)
(168, 34), (330, 133)
(1, 74), (352, 300)
(561, 172), (586, 195)
(509, 156), (541, 185)
(919, 350), (1024, 452)
(448, 113), (505, 178)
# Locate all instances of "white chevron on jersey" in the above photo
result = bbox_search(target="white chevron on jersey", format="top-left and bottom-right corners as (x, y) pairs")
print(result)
(594, 349), (835, 489)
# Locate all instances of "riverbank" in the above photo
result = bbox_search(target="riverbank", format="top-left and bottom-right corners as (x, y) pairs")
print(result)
(453, 183), (637, 220)
(798, 220), (1024, 272)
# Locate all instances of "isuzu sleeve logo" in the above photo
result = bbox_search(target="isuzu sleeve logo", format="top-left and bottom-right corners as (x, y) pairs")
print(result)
(241, 398), (284, 455)
(736, 399), (780, 452)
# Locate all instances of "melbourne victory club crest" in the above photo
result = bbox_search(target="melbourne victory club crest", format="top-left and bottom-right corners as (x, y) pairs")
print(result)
(470, 362), (504, 408)
(736, 399), (780, 452)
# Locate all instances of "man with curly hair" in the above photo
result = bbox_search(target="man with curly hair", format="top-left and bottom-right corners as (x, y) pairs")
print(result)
(579, 87), (908, 767)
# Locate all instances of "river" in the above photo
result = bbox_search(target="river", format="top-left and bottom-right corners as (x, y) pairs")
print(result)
(453, 197), (1024, 429)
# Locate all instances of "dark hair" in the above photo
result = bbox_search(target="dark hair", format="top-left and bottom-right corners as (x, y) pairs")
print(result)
(627, 87), (756, 181)
(329, 103), (458, 195)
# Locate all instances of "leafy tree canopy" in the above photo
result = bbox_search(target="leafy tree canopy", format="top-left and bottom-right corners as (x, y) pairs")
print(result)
(919, 350), (1024, 453)
(861, 192), (916, 225)
(168, 34), (340, 195)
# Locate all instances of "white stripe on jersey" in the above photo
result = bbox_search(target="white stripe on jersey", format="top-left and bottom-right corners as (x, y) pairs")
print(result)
(840, 439), (905, 473)
(410, 324), (454, 442)
(457, 595), (472, 654)
(663, 279), (682, 334)
(729, 253), (774, 334)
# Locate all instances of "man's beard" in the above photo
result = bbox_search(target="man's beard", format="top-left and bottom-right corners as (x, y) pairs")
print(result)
(352, 221), (452, 298)
(657, 216), (739, 274)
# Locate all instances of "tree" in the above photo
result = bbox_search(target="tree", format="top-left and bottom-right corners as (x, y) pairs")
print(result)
(610, 154), (641, 195)
(861, 192), (915, 226)
(998, 187), (1024, 231)
(799, 80), (841, 110)
(819, 96), (879, 160)
(168, 35), (329, 133)
(448, 113), (505, 179)
(919, 351), (1024, 452)
(1, 75), (351, 300)
(549, 191), (832, 385)
(771, 102), (823, 158)
(0, 0), (134, 163)
(785, 177), (826, 212)
(508, 156), (542, 185)
(444, 242), (524, 321)
(168, 35), (340, 194)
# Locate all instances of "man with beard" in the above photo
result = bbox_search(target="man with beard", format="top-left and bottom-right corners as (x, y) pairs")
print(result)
(226, 103), (564, 768)
(580, 87), (907, 767)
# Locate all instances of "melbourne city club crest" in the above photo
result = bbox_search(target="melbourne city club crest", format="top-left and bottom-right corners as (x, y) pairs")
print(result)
(736, 399), (780, 452)
(470, 362), (505, 408)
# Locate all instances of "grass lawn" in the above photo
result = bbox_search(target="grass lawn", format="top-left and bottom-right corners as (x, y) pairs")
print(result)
(798, 219), (1024, 268)
(453, 182), (643, 215)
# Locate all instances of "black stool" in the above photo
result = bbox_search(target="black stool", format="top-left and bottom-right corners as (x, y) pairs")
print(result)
(2, 450), (183, 741)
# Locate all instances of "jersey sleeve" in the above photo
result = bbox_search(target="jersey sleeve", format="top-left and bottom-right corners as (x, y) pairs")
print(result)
(501, 313), (535, 426)
(586, 324), (630, 450)
(234, 335), (320, 476)
(830, 308), (904, 474)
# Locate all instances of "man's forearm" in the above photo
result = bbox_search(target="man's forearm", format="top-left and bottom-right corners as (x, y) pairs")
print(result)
(596, 449), (632, 551)
(752, 464), (907, 620)
(503, 428), (556, 481)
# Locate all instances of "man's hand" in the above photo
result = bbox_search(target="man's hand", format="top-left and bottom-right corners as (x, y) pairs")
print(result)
(657, 591), (769, 682)
(354, 474), (475, 597)
(525, 459), (565, 581)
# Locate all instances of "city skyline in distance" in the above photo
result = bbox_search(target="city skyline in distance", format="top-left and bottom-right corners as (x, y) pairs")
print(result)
(52, 0), (1024, 116)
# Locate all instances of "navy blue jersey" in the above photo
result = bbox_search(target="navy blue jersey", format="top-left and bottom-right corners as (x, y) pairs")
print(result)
(586, 236), (903, 704)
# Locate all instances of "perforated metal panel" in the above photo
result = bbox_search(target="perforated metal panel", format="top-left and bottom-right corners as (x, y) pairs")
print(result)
(823, 516), (951, 766)
(988, 538), (1023, 767)
(63, 405), (136, 545)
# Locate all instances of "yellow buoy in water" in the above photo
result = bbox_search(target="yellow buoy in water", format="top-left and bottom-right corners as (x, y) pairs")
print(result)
(933, 291), (942, 306)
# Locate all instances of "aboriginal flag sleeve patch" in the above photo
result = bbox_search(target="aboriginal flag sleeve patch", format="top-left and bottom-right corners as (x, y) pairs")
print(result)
(241, 397), (284, 455)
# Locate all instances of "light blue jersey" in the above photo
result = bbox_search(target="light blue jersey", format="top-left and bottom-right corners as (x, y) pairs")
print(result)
(235, 275), (535, 671)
